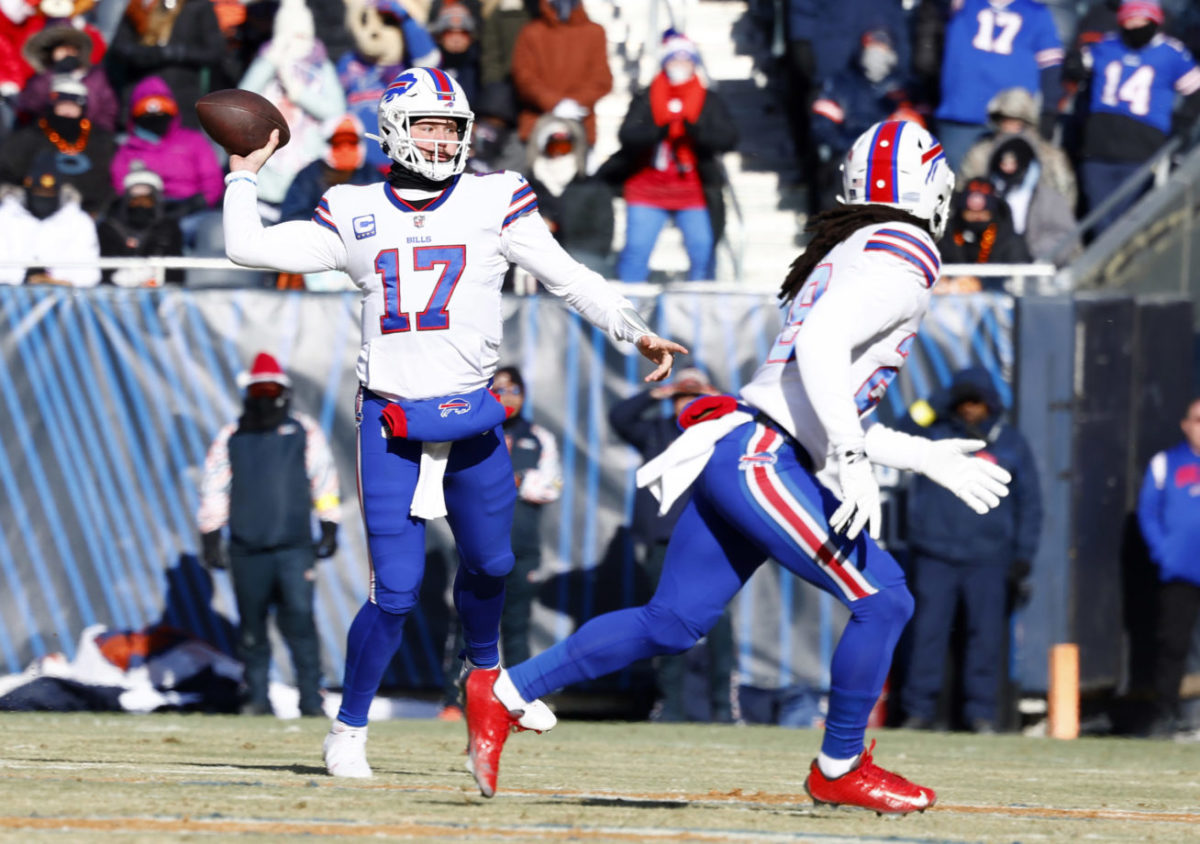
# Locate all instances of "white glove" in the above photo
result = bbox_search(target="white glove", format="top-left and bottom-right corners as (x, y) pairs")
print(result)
(829, 447), (882, 541)
(552, 98), (589, 121)
(919, 439), (1012, 515)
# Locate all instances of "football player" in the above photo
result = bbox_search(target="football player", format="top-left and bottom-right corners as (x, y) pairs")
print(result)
(221, 67), (687, 778)
(463, 120), (1012, 814)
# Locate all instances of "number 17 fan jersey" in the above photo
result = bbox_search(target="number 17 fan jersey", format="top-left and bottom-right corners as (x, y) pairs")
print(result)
(313, 172), (535, 399)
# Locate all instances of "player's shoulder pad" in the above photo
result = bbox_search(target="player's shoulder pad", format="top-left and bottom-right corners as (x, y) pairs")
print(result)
(489, 169), (539, 230)
(861, 222), (941, 288)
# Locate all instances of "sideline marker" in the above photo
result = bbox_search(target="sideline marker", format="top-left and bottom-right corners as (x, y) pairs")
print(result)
(1048, 643), (1079, 739)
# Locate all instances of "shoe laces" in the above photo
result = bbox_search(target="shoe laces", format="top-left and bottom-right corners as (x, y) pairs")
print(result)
(855, 740), (919, 791)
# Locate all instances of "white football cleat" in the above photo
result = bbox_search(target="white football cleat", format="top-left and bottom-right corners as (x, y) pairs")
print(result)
(493, 667), (557, 733)
(323, 720), (372, 778)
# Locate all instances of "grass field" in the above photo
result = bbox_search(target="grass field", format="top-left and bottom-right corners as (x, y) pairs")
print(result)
(0, 713), (1198, 842)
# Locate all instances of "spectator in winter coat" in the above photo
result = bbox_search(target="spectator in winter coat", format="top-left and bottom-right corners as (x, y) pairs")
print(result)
(107, 0), (227, 129)
(959, 87), (1078, 209)
(16, 23), (118, 130)
(430, 1), (481, 104)
(523, 114), (613, 274)
(109, 76), (223, 219)
(238, 0), (346, 213)
(0, 0), (108, 110)
(0, 75), (115, 215)
(1137, 397), (1200, 736)
(0, 153), (99, 286)
(935, 0), (1064, 169)
(97, 164), (183, 286)
(1075, 0), (1200, 235)
(938, 179), (1030, 292)
(900, 367), (1042, 733)
(510, 0), (611, 145)
(477, 0), (531, 128)
(987, 135), (1077, 260)
(810, 28), (922, 212)
(597, 31), (737, 282)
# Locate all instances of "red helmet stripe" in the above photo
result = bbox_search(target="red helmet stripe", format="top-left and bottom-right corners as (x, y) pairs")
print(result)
(867, 121), (903, 203)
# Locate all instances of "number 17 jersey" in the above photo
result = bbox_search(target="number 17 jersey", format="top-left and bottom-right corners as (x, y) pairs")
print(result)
(313, 171), (538, 401)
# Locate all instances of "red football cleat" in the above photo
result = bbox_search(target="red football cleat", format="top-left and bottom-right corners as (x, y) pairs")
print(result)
(804, 740), (936, 815)
(464, 667), (518, 797)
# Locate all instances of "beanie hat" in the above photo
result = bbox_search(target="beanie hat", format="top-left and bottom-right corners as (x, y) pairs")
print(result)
(50, 75), (88, 105)
(237, 352), (291, 389)
(1118, 0), (1164, 25)
(659, 28), (700, 67)
(123, 162), (164, 194)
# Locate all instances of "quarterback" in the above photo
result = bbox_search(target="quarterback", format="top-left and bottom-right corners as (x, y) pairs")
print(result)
(222, 67), (686, 778)
(464, 120), (1012, 813)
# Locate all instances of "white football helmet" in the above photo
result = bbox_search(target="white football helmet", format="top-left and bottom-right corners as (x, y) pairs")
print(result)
(840, 120), (955, 239)
(371, 67), (474, 181)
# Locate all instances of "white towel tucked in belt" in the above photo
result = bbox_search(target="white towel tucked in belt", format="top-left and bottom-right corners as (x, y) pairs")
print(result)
(410, 441), (453, 519)
(635, 411), (754, 514)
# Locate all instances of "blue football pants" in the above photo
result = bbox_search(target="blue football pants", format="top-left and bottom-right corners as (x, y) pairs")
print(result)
(336, 391), (517, 727)
(509, 421), (913, 758)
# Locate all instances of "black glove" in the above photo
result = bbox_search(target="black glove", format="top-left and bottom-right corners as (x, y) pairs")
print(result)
(1007, 558), (1032, 608)
(315, 521), (338, 559)
(201, 530), (229, 570)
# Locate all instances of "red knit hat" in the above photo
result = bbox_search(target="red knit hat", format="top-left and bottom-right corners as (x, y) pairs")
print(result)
(1118, 0), (1164, 26)
(237, 352), (291, 389)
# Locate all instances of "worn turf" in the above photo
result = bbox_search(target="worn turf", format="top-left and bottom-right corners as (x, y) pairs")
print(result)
(0, 713), (1197, 842)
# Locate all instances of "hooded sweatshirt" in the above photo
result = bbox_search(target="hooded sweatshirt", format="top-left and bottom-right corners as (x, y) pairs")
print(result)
(110, 76), (224, 207)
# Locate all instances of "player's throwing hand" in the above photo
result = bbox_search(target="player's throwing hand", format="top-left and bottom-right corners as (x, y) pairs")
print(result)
(637, 334), (690, 382)
(230, 129), (280, 175)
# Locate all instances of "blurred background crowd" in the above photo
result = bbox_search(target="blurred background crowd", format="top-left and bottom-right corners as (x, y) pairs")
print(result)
(1, 0), (1197, 289)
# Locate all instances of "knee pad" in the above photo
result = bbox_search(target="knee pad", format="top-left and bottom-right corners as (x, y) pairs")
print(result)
(642, 603), (704, 655)
(372, 585), (420, 616)
(460, 549), (515, 580)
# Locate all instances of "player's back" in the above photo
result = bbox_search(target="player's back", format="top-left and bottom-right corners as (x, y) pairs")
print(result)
(317, 170), (536, 400)
(741, 221), (939, 470)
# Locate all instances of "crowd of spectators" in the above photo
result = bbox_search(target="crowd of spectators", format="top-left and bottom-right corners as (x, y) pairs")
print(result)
(1, 0), (1198, 288)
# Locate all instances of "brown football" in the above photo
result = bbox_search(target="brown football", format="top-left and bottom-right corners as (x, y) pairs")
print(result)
(195, 89), (291, 157)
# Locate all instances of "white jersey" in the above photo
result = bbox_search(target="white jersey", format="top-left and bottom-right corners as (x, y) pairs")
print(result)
(740, 221), (939, 474)
(223, 170), (647, 400)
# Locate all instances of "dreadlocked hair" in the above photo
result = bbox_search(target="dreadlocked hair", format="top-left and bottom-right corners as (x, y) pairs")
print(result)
(779, 205), (932, 302)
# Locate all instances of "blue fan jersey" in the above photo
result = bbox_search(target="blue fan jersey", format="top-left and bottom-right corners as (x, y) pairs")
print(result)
(936, 0), (1063, 125)
(1086, 34), (1200, 134)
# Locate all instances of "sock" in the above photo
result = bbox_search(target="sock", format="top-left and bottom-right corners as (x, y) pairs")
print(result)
(454, 566), (504, 668)
(330, 719), (366, 735)
(817, 750), (861, 779)
(336, 601), (408, 727)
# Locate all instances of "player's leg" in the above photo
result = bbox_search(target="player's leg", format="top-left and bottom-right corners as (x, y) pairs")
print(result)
(464, 495), (766, 796)
(325, 392), (428, 777)
(229, 549), (276, 715)
(442, 428), (518, 671)
(275, 546), (323, 717)
(898, 553), (960, 728)
(699, 422), (932, 813)
(959, 563), (1008, 732)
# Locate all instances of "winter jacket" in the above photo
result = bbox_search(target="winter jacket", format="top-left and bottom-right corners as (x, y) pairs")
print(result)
(811, 68), (917, 158)
(608, 390), (690, 545)
(0, 121), (117, 215)
(786, 0), (911, 78)
(524, 113), (613, 260)
(107, 0), (228, 128)
(961, 127), (1078, 209)
(16, 67), (119, 131)
(97, 196), (184, 284)
(903, 367), (1043, 567)
(596, 83), (737, 243)
(109, 77), (224, 207)
(0, 194), (100, 287)
(510, 0), (611, 143)
(1138, 442), (1200, 588)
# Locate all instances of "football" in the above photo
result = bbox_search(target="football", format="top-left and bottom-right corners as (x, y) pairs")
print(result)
(195, 89), (291, 157)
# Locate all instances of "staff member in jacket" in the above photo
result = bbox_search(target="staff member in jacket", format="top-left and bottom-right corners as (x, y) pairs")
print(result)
(899, 367), (1042, 733)
(198, 352), (341, 717)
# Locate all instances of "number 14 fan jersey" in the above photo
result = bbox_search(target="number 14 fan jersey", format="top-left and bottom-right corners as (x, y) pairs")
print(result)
(314, 172), (539, 401)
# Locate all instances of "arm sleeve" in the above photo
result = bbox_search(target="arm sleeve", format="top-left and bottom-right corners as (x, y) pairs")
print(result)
(686, 90), (738, 155)
(502, 210), (648, 345)
(1173, 51), (1200, 134)
(608, 390), (659, 451)
(300, 414), (341, 523)
(792, 273), (925, 454)
(1012, 435), (1043, 561)
(197, 424), (236, 534)
(519, 425), (563, 504)
(222, 174), (348, 272)
(863, 422), (935, 470)
(1137, 454), (1169, 565)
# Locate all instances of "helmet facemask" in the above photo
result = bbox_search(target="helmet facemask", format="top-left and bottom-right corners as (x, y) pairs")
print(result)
(376, 108), (473, 181)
